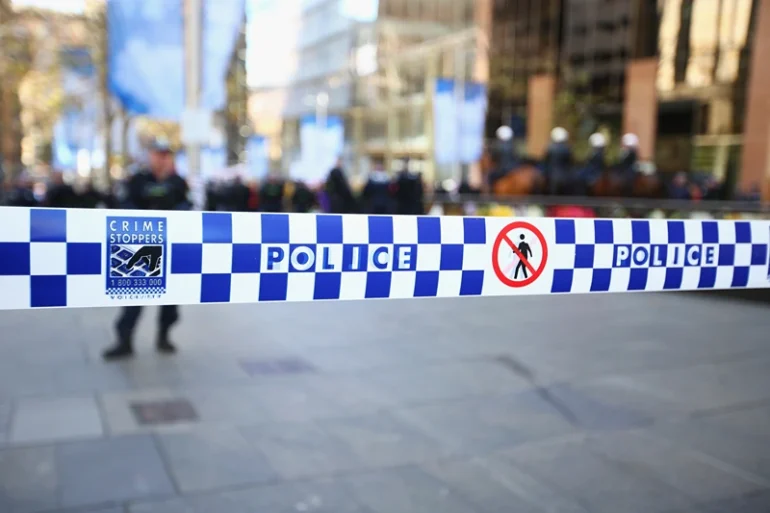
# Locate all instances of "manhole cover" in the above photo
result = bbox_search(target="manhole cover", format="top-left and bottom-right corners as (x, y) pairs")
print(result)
(130, 399), (198, 425)
(239, 357), (317, 376)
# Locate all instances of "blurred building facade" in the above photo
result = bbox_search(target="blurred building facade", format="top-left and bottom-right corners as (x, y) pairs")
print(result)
(248, 0), (491, 184)
(489, 0), (763, 194)
(0, 1), (90, 176)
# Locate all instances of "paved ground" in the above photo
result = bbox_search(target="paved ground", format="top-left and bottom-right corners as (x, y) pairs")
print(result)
(1, 292), (770, 513)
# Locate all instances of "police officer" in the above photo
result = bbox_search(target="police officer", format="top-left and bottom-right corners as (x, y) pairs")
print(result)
(103, 138), (190, 361)
(360, 159), (394, 214)
(543, 127), (574, 195)
(393, 159), (424, 215)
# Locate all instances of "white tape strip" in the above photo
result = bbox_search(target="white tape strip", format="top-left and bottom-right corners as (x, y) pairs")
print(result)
(0, 207), (768, 310)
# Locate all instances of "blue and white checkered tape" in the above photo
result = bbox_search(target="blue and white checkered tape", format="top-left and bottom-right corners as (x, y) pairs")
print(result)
(0, 206), (768, 310)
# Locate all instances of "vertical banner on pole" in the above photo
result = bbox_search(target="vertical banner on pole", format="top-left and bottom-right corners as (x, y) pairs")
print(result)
(298, 115), (344, 183)
(433, 78), (487, 166)
(246, 136), (269, 180)
(460, 82), (487, 164)
(433, 78), (459, 165)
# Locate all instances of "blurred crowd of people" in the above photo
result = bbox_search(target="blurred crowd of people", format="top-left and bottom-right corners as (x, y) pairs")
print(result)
(204, 157), (425, 215)
(0, 155), (426, 216)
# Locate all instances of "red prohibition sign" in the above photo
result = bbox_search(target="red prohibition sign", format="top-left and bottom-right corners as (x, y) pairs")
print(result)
(492, 221), (549, 288)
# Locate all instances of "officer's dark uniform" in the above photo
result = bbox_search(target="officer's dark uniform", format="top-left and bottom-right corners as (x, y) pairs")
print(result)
(393, 167), (424, 215)
(103, 149), (190, 360)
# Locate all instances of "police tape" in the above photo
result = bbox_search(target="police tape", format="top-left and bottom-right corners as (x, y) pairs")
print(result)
(0, 206), (768, 310)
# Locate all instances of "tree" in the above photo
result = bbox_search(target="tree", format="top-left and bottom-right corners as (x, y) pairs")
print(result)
(0, 1), (32, 169)
(552, 67), (621, 163)
(225, 23), (248, 166)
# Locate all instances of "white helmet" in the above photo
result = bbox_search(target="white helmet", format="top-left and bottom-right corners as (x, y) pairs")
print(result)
(622, 133), (639, 148)
(551, 127), (568, 143)
(589, 133), (606, 148)
(496, 125), (513, 141)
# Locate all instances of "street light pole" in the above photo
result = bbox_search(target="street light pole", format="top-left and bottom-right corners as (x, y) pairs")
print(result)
(316, 91), (329, 132)
(185, 0), (203, 187)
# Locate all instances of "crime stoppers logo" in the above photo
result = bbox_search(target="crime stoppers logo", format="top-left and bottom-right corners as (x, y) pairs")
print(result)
(106, 217), (167, 300)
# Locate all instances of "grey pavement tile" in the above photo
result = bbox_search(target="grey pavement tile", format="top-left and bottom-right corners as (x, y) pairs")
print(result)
(578, 375), (695, 418)
(182, 387), (266, 425)
(498, 435), (696, 513)
(247, 381), (347, 423)
(365, 361), (528, 406)
(156, 425), (277, 493)
(100, 389), (198, 436)
(120, 356), (254, 389)
(396, 393), (577, 455)
(303, 342), (430, 373)
(239, 421), (361, 480)
(299, 375), (397, 416)
(45, 509), (123, 513)
(129, 479), (371, 513)
(342, 466), (482, 513)
(9, 396), (104, 445)
(697, 402), (770, 439)
(56, 435), (175, 509)
(101, 386), (270, 435)
(130, 399), (198, 426)
(649, 418), (770, 482)
(320, 411), (454, 468)
(0, 445), (58, 513)
(698, 489), (770, 513)
(613, 356), (770, 413)
(0, 363), (130, 400)
(540, 383), (655, 431)
(239, 356), (317, 376)
(586, 430), (768, 505)
(0, 400), (11, 445)
(421, 457), (589, 513)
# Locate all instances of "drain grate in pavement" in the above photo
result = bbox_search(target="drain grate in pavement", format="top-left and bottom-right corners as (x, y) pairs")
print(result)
(239, 357), (317, 376)
(130, 399), (199, 426)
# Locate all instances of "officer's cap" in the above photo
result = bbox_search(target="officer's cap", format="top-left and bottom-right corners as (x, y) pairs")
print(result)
(149, 137), (174, 153)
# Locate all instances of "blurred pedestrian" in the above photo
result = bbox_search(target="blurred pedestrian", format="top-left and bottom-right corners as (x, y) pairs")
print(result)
(45, 172), (79, 208)
(103, 138), (189, 361)
(393, 159), (424, 215)
(290, 180), (316, 213)
(6, 173), (38, 207)
(259, 171), (286, 212)
(360, 159), (394, 214)
(325, 158), (357, 214)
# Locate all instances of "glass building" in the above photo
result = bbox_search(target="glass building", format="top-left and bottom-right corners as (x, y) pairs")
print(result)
(487, 0), (759, 181)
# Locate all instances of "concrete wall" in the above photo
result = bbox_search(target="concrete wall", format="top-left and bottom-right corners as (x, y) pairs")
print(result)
(740, 0), (770, 197)
(623, 59), (658, 161)
(526, 74), (556, 158)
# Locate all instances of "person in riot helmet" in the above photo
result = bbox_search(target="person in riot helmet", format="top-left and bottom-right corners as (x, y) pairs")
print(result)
(578, 132), (607, 194)
(103, 138), (190, 361)
(618, 133), (640, 195)
(543, 127), (573, 195)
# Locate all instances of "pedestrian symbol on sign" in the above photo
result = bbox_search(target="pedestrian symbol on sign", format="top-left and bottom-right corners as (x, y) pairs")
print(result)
(511, 234), (533, 279)
(492, 221), (549, 288)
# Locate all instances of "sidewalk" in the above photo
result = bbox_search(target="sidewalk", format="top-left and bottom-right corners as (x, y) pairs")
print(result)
(1, 293), (770, 512)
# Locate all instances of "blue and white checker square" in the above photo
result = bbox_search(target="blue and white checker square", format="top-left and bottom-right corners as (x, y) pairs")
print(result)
(0, 208), (102, 309)
(550, 218), (769, 294)
(167, 213), (489, 304)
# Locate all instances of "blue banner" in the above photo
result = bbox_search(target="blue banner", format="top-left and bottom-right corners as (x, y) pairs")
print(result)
(340, 0), (379, 21)
(432, 79), (488, 165)
(54, 47), (97, 170)
(298, 115), (344, 182)
(108, 0), (245, 120)
(175, 147), (227, 180)
(246, 136), (269, 179)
